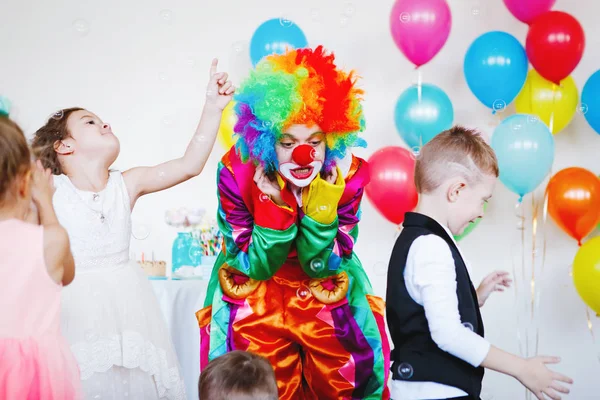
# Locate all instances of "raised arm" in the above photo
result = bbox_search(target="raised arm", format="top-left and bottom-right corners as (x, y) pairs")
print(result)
(31, 161), (75, 286)
(123, 59), (235, 206)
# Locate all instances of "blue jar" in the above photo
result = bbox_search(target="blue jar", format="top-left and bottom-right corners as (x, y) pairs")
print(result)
(172, 232), (202, 273)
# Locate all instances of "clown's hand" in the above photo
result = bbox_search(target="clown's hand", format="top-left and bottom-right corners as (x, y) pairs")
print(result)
(254, 165), (285, 207)
(302, 166), (345, 225)
(322, 165), (338, 185)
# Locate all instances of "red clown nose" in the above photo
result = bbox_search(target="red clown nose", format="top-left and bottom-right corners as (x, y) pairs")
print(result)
(292, 144), (316, 166)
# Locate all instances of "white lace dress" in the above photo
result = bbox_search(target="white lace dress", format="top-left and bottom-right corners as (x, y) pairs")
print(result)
(53, 171), (186, 400)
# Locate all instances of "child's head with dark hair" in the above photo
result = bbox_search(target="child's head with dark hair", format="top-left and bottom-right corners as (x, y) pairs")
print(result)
(31, 108), (119, 175)
(0, 117), (31, 213)
(414, 126), (499, 235)
(198, 351), (278, 400)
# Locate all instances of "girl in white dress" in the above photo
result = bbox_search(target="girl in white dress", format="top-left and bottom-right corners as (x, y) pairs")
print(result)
(30, 60), (234, 400)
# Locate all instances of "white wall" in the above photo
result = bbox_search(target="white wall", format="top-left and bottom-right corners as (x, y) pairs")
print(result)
(2, 0), (599, 398)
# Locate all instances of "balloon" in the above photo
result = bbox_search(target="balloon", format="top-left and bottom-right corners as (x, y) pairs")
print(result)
(250, 18), (308, 66)
(365, 147), (418, 225)
(526, 11), (585, 84)
(464, 31), (528, 112)
(581, 70), (600, 134)
(502, 0), (556, 24)
(454, 203), (488, 241)
(389, 0), (451, 67)
(515, 70), (578, 134)
(394, 84), (453, 149)
(0, 95), (11, 117)
(547, 168), (600, 245)
(573, 237), (600, 314)
(491, 114), (554, 200)
(217, 102), (237, 150)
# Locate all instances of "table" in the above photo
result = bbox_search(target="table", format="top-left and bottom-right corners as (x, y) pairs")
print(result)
(150, 279), (209, 400)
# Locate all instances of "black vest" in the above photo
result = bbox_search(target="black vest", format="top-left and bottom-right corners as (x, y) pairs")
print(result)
(386, 212), (485, 399)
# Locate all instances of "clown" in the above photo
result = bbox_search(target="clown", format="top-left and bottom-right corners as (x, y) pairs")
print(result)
(196, 46), (390, 399)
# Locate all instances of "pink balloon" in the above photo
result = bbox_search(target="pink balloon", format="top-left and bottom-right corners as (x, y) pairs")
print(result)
(365, 147), (418, 225)
(503, 0), (556, 24)
(389, 0), (452, 67)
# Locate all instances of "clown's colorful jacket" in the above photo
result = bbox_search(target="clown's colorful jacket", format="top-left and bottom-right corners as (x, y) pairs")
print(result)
(204, 146), (371, 291)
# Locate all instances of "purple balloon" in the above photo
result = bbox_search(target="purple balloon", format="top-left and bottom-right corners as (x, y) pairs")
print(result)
(503, 0), (556, 24)
(390, 0), (452, 67)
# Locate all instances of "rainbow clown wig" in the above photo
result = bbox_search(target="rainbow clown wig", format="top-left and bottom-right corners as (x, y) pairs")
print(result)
(233, 45), (366, 174)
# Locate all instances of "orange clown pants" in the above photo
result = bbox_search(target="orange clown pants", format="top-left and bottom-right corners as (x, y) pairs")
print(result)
(197, 263), (390, 400)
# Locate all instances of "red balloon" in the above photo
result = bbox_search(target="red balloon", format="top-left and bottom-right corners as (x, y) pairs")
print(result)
(526, 11), (585, 84)
(365, 146), (418, 224)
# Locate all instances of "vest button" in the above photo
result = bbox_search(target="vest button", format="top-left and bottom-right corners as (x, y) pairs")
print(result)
(462, 322), (474, 331)
(397, 362), (414, 379)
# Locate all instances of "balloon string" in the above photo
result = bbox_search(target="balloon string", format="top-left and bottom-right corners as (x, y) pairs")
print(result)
(531, 194), (537, 326)
(521, 199), (529, 359)
(513, 200), (525, 357)
(417, 68), (422, 104)
(584, 306), (600, 363)
(549, 84), (558, 133)
(535, 187), (550, 355)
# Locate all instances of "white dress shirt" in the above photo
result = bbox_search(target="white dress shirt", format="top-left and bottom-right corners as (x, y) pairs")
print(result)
(391, 224), (491, 400)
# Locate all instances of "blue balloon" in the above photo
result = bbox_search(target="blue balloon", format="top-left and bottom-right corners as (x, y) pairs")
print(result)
(394, 84), (454, 149)
(250, 18), (308, 66)
(581, 70), (600, 134)
(491, 114), (555, 200)
(464, 31), (528, 112)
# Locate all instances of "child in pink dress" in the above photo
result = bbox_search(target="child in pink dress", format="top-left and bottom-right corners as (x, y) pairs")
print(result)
(0, 116), (81, 399)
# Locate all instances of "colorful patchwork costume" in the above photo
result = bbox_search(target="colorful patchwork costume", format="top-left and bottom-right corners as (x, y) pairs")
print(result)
(196, 46), (390, 399)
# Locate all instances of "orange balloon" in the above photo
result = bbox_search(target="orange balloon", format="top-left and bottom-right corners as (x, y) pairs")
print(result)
(547, 167), (600, 245)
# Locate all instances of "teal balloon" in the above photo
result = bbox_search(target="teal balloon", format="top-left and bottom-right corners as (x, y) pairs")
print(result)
(0, 96), (11, 117)
(250, 18), (308, 66)
(454, 203), (488, 241)
(491, 114), (555, 200)
(394, 84), (454, 149)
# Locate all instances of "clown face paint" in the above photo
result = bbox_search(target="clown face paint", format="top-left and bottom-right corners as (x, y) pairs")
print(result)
(276, 124), (326, 188)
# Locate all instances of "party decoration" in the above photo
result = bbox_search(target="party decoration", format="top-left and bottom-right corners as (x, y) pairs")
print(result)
(547, 167), (600, 245)
(249, 18), (308, 66)
(515, 70), (578, 134)
(394, 84), (453, 149)
(526, 11), (585, 84)
(0, 96), (11, 117)
(573, 237), (600, 314)
(581, 70), (600, 134)
(389, 0), (452, 67)
(491, 114), (554, 200)
(365, 146), (418, 224)
(464, 31), (528, 112)
(217, 102), (238, 150)
(454, 203), (488, 241)
(502, 0), (556, 24)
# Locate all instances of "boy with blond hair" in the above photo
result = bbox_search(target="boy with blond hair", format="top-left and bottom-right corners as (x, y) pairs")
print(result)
(386, 126), (573, 400)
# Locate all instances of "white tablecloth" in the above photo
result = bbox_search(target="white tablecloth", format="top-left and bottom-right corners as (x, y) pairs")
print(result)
(150, 279), (209, 400)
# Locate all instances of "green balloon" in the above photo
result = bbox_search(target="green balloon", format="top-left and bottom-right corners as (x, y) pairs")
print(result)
(454, 203), (488, 241)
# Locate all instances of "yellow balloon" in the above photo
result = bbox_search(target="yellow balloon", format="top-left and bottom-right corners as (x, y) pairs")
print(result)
(515, 69), (578, 134)
(217, 101), (238, 150)
(573, 236), (600, 314)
